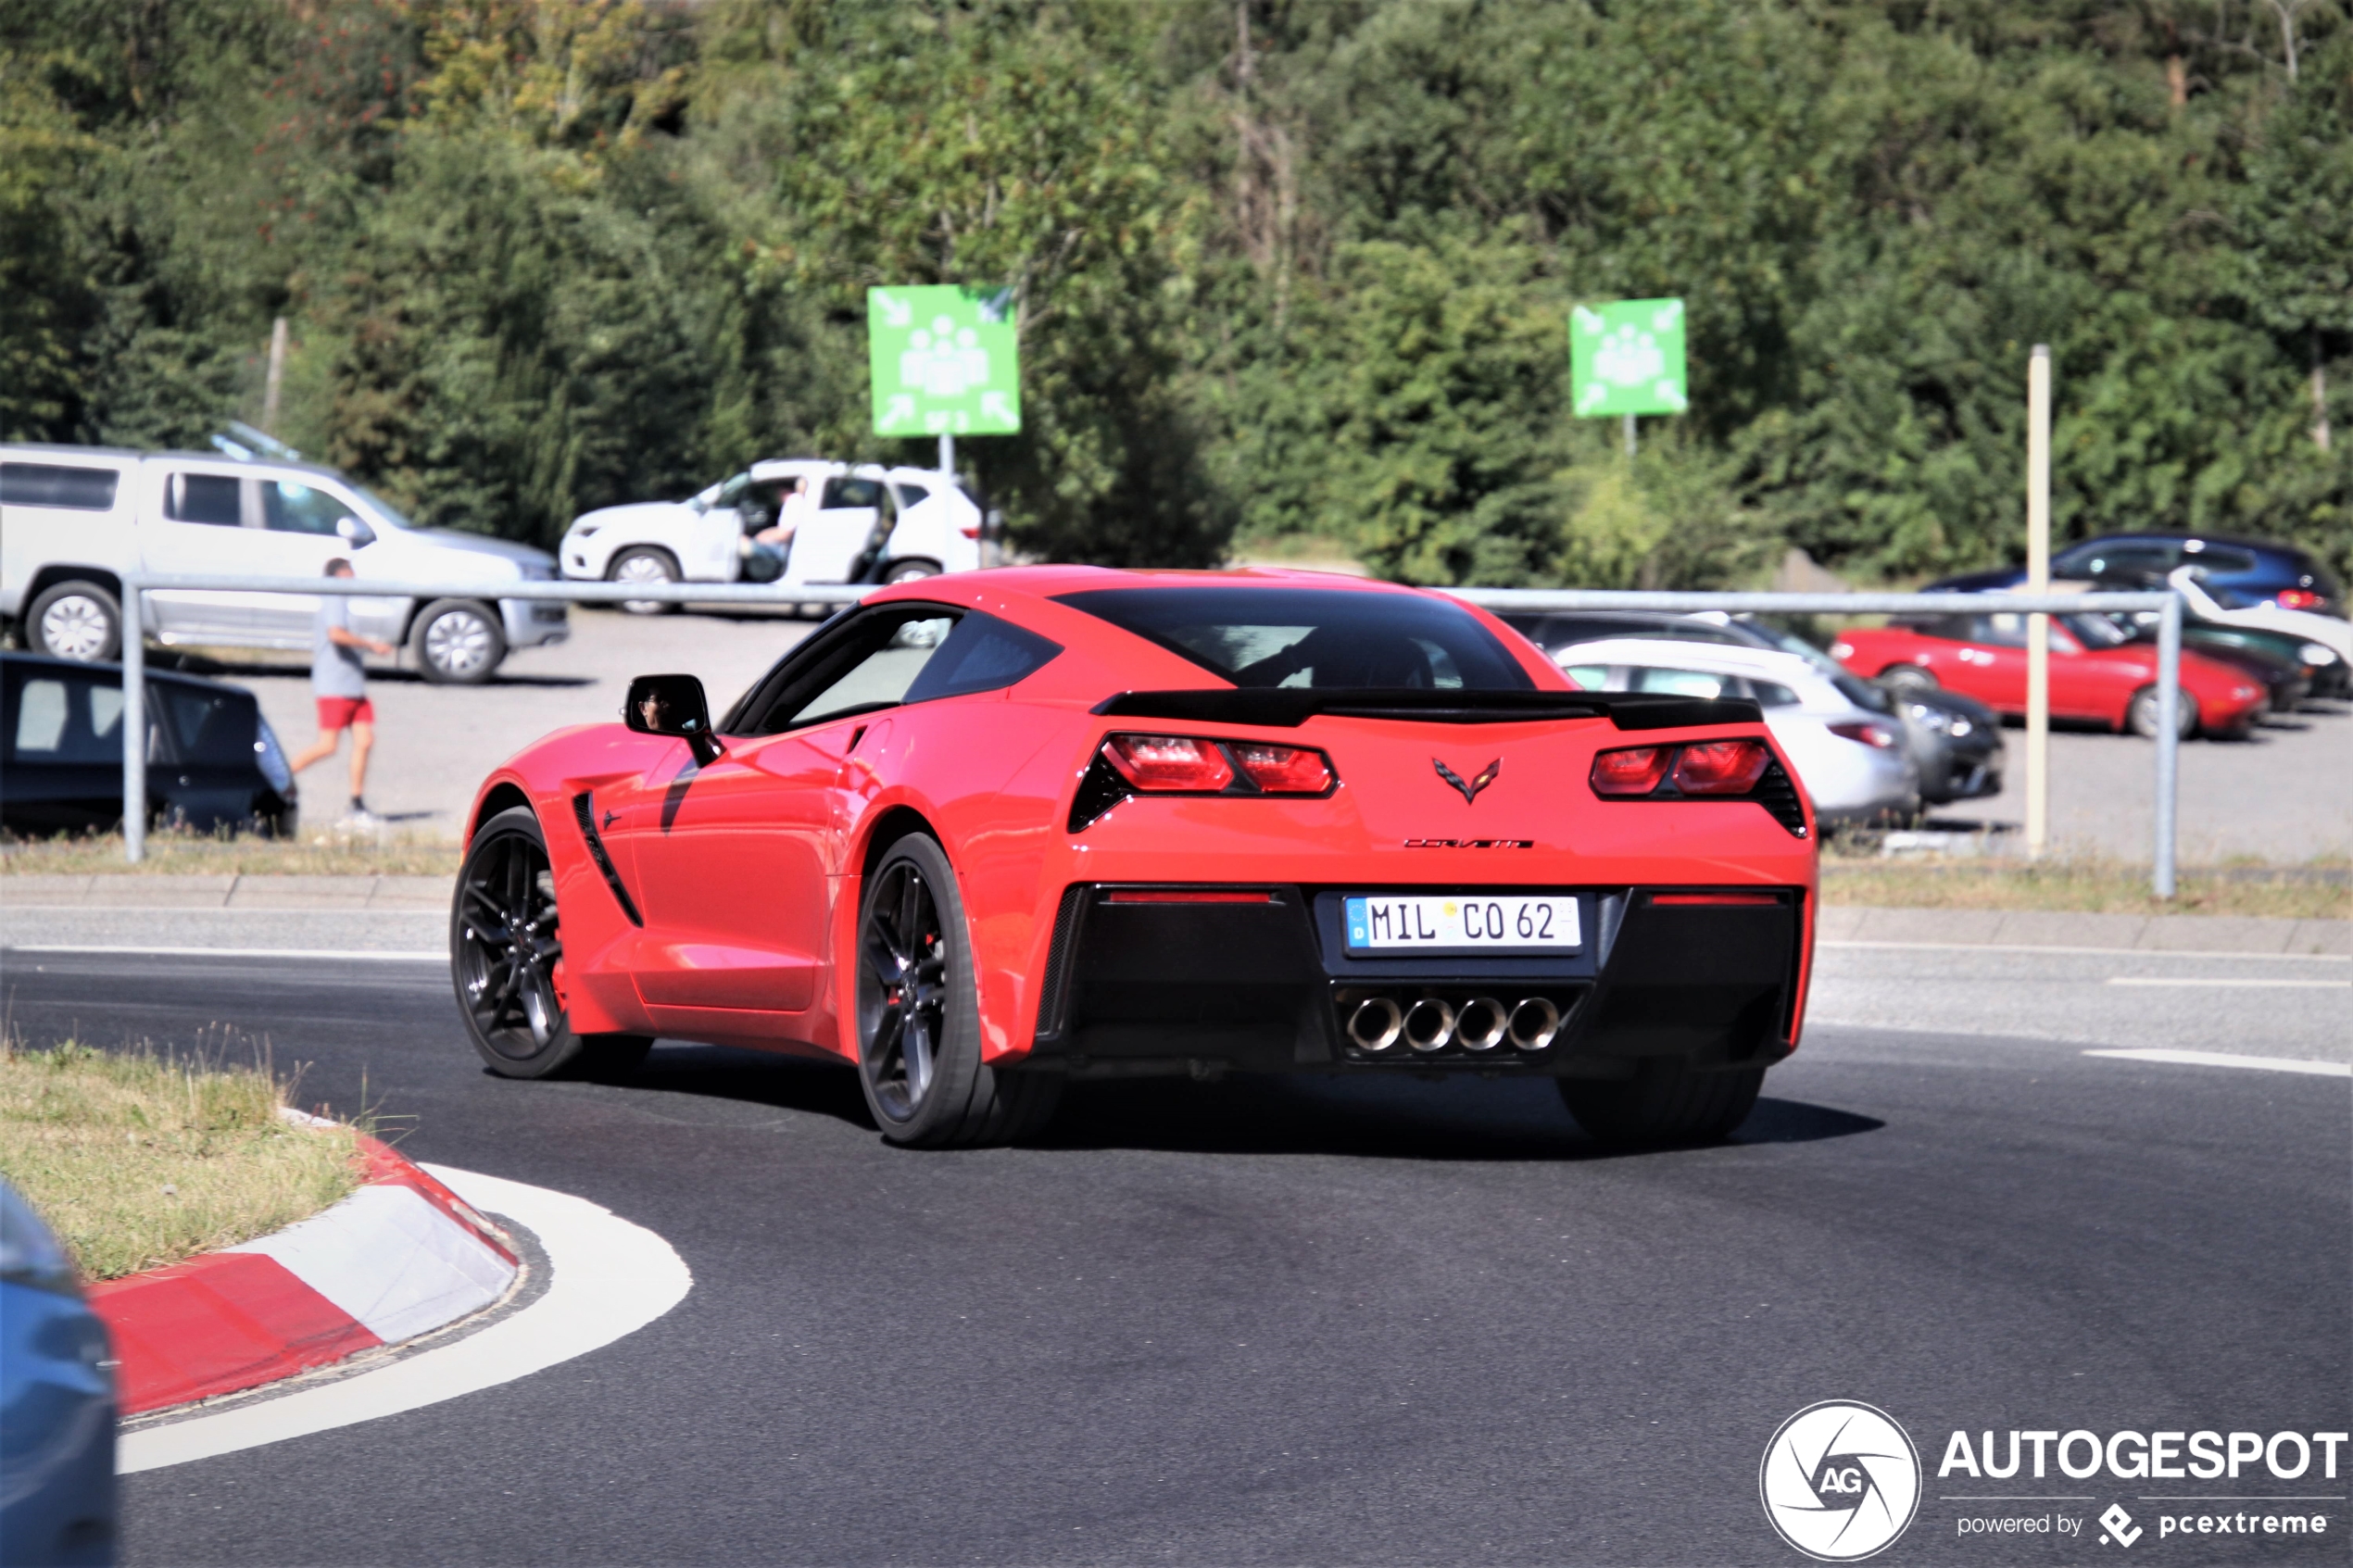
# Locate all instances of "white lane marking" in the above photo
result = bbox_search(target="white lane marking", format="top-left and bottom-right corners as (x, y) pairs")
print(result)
(2106, 976), (2349, 988)
(1823, 939), (2348, 962)
(2083, 1048), (2351, 1077)
(116, 1166), (691, 1474)
(6, 945), (443, 961)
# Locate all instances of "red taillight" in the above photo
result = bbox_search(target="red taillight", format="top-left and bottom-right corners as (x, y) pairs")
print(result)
(1651, 892), (1781, 907)
(2276, 589), (2322, 610)
(1590, 746), (1671, 796)
(1671, 739), (1773, 795)
(1826, 721), (1897, 750)
(959, 525), (982, 540)
(1102, 734), (1235, 792)
(1233, 742), (1332, 794)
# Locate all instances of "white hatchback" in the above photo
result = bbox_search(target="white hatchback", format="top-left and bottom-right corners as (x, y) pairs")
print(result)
(560, 460), (982, 610)
(1552, 638), (1921, 825)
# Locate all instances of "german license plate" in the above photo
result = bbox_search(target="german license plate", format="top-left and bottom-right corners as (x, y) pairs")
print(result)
(1343, 895), (1580, 953)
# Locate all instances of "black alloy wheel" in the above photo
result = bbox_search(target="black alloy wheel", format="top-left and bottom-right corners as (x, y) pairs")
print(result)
(858, 854), (949, 1123)
(450, 806), (648, 1080)
(852, 833), (1061, 1148)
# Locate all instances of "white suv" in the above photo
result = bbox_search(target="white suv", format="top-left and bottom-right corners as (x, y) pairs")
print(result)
(560, 459), (982, 610)
(0, 445), (567, 684)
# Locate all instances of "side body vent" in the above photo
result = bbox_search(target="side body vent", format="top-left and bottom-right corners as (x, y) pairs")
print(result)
(1749, 759), (1808, 838)
(571, 792), (643, 925)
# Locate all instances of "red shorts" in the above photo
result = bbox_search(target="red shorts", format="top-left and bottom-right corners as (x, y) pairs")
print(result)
(316, 696), (375, 731)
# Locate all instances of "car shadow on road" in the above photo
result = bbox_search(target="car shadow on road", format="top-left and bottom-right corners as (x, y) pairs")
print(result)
(623, 1047), (1882, 1161)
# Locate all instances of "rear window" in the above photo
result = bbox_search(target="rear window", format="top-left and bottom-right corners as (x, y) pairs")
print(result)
(1, 462), (121, 511)
(1057, 586), (1533, 692)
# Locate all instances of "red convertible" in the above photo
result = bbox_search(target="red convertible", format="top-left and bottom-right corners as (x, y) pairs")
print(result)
(451, 570), (1817, 1148)
(1831, 610), (2265, 738)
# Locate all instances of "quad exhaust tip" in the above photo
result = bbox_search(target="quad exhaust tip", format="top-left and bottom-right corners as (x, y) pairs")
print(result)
(1454, 997), (1507, 1053)
(1403, 997), (1456, 1053)
(1348, 997), (1403, 1053)
(1507, 997), (1560, 1052)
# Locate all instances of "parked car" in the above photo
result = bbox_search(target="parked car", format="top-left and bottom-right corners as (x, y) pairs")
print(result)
(560, 460), (983, 612)
(2158, 567), (2350, 696)
(1499, 610), (2003, 807)
(0, 652), (295, 836)
(1928, 533), (2342, 617)
(1547, 637), (1920, 826)
(0, 445), (567, 684)
(2035, 565), (2346, 704)
(1830, 611), (2267, 738)
(0, 1179), (116, 1566)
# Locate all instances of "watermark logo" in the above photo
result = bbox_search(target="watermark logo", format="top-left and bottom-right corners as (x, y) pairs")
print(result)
(1762, 1401), (1923, 1562)
(2099, 1504), (2143, 1547)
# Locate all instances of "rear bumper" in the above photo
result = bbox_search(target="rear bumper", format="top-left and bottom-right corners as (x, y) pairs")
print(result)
(1023, 884), (1806, 1080)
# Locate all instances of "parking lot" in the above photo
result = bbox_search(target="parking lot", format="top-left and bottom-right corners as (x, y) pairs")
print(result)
(167, 605), (2352, 864)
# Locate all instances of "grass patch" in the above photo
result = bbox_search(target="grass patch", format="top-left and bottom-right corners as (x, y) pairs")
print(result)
(0, 1039), (364, 1280)
(1, 826), (460, 877)
(1821, 856), (2352, 920)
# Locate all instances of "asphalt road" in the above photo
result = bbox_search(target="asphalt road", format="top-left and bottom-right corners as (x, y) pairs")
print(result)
(4, 950), (2347, 1565)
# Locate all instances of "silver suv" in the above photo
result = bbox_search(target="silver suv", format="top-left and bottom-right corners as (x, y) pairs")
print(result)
(0, 445), (566, 684)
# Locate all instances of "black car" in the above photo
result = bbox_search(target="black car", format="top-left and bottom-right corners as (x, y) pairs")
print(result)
(0, 652), (296, 836)
(1498, 610), (2005, 807)
(1929, 533), (2344, 617)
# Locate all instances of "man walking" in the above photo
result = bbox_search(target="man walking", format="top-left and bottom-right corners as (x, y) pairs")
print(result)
(289, 558), (394, 825)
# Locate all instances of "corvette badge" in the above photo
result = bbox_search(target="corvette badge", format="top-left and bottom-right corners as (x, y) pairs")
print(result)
(1433, 758), (1501, 804)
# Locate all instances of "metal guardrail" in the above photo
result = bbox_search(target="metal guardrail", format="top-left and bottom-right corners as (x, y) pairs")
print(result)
(112, 572), (2183, 896)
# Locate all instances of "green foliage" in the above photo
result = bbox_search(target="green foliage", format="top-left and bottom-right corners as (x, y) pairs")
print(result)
(1, 0), (2344, 580)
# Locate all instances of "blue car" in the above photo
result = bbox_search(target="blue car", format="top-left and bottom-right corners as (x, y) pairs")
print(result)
(1, 1182), (115, 1567)
(1930, 533), (2343, 617)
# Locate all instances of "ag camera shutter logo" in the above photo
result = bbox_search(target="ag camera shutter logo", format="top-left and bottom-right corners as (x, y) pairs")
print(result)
(1760, 1400), (1922, 1561)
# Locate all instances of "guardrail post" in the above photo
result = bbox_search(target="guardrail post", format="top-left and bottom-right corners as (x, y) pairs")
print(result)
(122, 577), (146, 864)
(2153, 595), (2181, 899)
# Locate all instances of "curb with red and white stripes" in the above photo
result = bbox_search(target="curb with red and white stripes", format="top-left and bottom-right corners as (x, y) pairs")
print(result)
(88, 1126), (520, 1416)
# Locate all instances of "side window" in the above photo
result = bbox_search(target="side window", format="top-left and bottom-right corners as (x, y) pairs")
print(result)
(164, 472), (245, 527)
(822, 477), (884, 509)
(891, 482), (930, 511)
(1897, 617), (1972, 643)
(261, 479), (349, 534)
(1970, 613), (2028, 648)
(7, 674), (127, 763)
(711, 473), (751, 509)
(901, 612), (1062, 703)
(731, 608), (961, 735)
(1630, 667), (1730, 699)
(2183, 546), (2257, 575)
(1, 462), (121, 510)
(1750, 680), (1800, 708)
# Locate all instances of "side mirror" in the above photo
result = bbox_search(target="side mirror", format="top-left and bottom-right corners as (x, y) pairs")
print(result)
(624, 673), (724, 767)
(335, 515), (377, 548)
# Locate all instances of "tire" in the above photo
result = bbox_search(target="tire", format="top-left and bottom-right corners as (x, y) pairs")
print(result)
(2125, 684), (2197, 738)
(1558, 1063), (1764, 1148)
(451, 806), (651, 1081)
(883, 558), (941, 584)
(853, 832), (1061, 1148)
(412, 598), (506, 684)
(26, 581), (122, 662)
(608, 546), (681, 615)
(1879, 663), (1937, 695)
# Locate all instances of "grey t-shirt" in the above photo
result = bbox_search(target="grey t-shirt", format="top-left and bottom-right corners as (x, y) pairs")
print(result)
(312, 596), (368, 697)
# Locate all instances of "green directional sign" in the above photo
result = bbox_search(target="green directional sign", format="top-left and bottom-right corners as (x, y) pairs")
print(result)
(868, 284), (1022, 436)
(1570, 297), (1688, 418)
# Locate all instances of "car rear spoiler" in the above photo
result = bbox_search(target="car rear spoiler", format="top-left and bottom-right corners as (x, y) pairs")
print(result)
(1089, 688), (1764, 730)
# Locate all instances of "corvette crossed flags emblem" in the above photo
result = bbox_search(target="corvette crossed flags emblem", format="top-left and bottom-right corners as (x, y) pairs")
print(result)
(1433, 758), (1502, 804)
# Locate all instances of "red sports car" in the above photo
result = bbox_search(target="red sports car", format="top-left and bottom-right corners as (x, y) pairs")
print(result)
(450, 570), (1818, 1148)
(1831, 610), (2266, 738)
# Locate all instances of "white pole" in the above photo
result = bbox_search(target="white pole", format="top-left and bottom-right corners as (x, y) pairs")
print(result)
(121, 579), (146, 863)
(938, 432), (954, 478)
(1622, 412), (1636, 459)
(2024, 345), (2051, 859)
(262, 317), (289, 435)
(2154, 596), (2180, 898)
